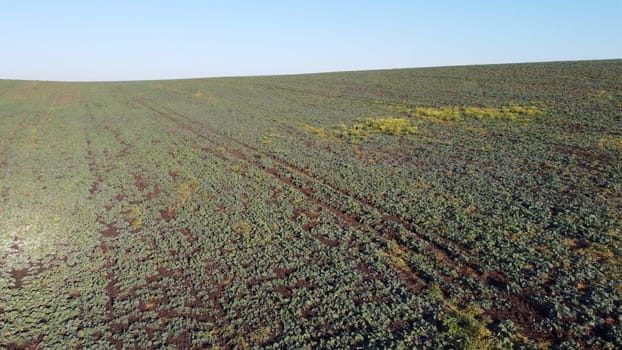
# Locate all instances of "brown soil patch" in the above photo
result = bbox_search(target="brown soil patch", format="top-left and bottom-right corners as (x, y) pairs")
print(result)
(294, 278), (315, 289)
(1, 187), (9, 202)
(274, 267), (295, 279)
(274, 285), (293, 297)
(105, 272), (119, 313)
(355, 261), (377, 277)
(56, 91), (79, 105)
(89, 176), (103, 195)
(555, 144), (613, 169)
(101, 223), (119, 238)
(311, 233), (340, 247)
(160, 207), (176, 221)
(4, 82), (42, 101)
(178, 227), (195, 241)
(10, 238), (22, 253)
(486, 270), (510, 290)
(6, 335), (43, 350)
(9, 268), (28, 288)
(166, 331), (193, 348)
(490, 291), (552, 343)
(302, 221), (319, 231)
(132, 173), (149, 191)
(145, 184), (161, 200)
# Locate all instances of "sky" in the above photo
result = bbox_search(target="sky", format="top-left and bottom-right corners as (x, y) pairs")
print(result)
(0, 0), (621, 81)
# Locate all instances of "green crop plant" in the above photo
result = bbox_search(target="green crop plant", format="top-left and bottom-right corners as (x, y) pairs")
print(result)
(1, 60), (620, 349)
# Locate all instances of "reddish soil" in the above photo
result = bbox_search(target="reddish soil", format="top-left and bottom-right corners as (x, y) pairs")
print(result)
(131, 172), (149, 191)
(6, 336), (43, 350)
(101, 223), (119, 238)
(56, 91), (79, 105)
(301, 221), (319, 232)
(104, 270), (119, 318)
(274, 285), (293, 297)
(178, 227), (195, 241)
(113, 132), (132, 158)
(89, 176), (103, 195)
(311, 233), (340, 247)
(299, 305), (316, 318)
(1, 187), (9, 202)
(166, 331), (193, 348)
(145, 183), (161, 200)
(554, 144), (613, 170)
(160, 207), (176, 221)
(486, 270), (510, 290)
(355, 261), (378, 279)
(9, 268), (28, 288)
(294, 278), (315, 289)
(490, 291), (552, 343)
(274, 267), (295, 279)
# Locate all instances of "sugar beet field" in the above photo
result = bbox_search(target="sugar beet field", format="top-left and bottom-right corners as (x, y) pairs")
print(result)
(1, 60), (621, 349)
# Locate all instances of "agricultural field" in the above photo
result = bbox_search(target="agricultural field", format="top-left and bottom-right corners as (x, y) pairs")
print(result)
(0, 60), (621, 349)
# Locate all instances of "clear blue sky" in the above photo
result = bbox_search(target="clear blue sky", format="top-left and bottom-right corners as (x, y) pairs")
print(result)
(1, 0), (621, 81)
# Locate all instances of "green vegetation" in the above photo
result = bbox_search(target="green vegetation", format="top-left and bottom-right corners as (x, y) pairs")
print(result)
(0, 60), (621, 349)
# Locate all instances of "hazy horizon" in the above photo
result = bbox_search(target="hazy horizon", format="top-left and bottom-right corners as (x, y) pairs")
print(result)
(1, 58), (620, 83)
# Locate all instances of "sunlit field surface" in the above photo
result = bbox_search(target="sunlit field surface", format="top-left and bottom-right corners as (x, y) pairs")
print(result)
(1, 60), (621, 349)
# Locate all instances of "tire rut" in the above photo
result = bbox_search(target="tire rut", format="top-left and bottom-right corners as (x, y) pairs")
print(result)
(134, 97), (554, 344)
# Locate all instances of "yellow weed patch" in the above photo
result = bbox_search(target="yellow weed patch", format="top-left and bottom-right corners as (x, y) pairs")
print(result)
(386, 103), (543, 123)
(598, 136), (622, 152)
(304, 117), (417, 143)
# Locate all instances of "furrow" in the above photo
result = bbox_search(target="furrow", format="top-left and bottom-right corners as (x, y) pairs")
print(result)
(134, 97), (553, 343)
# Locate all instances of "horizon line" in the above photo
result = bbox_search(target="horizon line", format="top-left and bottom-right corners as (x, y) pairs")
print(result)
(2, 57), (620, 83)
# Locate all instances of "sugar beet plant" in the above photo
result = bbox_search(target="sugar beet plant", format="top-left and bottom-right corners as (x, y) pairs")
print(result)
(0, 60), (621, 349)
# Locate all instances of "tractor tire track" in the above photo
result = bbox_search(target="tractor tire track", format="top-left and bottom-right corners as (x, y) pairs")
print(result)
(134, 97), (553, 343)
(134, 99), (434, 347)
(138, 98), (481, 270)
(137, 99), (506, 287)
(134, 98), (429, 289)
(84, 134), (123, 349)
(84, 111), (152, 349)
